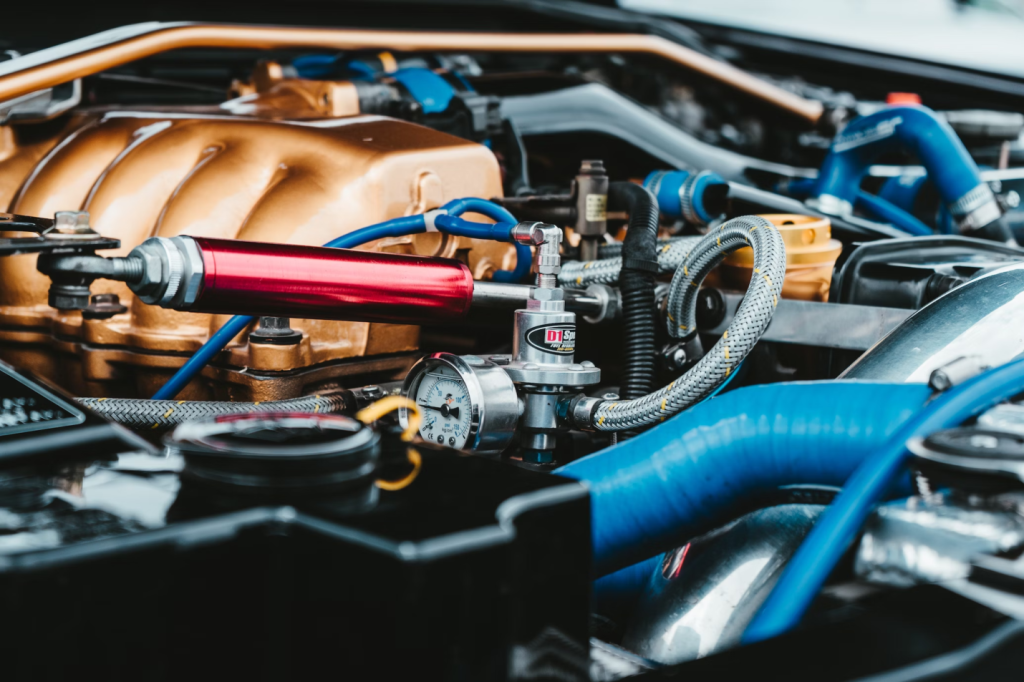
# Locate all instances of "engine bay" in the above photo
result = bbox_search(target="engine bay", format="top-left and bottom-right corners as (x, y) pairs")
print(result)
(3, 9), (1024, 679)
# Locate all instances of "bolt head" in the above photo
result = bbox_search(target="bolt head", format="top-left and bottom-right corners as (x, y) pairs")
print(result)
(53, 210), (92, 234)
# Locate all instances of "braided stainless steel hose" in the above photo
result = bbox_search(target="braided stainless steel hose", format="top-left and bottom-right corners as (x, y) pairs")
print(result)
(586, 215), (785, 431)
(78, 394), (353, 431)
(559, 236), (703, 288)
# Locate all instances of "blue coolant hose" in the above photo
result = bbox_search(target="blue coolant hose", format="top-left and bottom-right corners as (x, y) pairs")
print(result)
(812, 105), (1012, 242)
(744, 355), (1024, 644)
(554, 380), (934, 577)
(152, 199), (523, 400)
(854, 191), (932, 236)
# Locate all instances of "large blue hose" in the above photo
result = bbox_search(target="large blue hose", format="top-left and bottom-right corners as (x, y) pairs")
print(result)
(744, 356), (1024, 644)
(812, 105), (1010, 241)
(554, 380), (934, 577)
(152, 199), (523, 400)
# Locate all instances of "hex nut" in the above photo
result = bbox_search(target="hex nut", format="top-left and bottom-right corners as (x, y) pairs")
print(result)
(173, 236), (205, 308)
(530, 287), (564, 301)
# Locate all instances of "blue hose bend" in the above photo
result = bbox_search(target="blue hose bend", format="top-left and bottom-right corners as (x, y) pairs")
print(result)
(554, 380), (934, 577)
(812, 106), (1010, 241)
(744, 355), (1024, 644)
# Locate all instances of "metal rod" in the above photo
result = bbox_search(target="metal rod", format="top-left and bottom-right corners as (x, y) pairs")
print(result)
(0, 23), (824, 123)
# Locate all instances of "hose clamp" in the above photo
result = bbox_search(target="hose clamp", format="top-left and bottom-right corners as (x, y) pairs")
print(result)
(950, 184), (1002, 234)
(423, 208), (448, 233)
(807, 193), (853, 219)
(679, 170), (713, 226)
(620, 257), (659, 274)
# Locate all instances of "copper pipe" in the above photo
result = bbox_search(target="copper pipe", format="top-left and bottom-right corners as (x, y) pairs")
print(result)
(0, 22), (824, 124)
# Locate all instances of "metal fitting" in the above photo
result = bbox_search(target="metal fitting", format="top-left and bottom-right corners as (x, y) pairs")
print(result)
(807, 193), (853, 219)
(82, 293), (128, 320)
(47, 210), (95, 240)
(250, 316), (303, 345)
(561, 394), (603, 431)
(36, 252), (144, 310)
(929, 355), (989, 392)
(126, 236), (204, 308)
(574, 159), (609, 262)
(512, 221), (563, 289)
(529, 287), (564, 302)
(581, 283), (619, 324)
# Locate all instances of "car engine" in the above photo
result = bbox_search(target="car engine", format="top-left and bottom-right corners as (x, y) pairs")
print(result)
(3, 8), (1024, 680)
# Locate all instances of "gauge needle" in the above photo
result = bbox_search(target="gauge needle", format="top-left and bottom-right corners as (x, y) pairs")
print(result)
(418, 402), (460, 419)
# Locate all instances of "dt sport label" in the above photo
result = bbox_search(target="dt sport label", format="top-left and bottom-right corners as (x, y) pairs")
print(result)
(525, 325), (576, 355)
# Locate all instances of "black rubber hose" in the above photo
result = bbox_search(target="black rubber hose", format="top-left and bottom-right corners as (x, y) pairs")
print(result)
(609, 182), (660, 410)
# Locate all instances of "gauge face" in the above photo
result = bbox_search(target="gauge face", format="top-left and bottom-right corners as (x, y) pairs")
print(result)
(413, 364), (474, 450)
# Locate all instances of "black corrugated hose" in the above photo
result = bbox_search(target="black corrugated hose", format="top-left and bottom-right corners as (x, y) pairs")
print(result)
(609, 182), (660, 431)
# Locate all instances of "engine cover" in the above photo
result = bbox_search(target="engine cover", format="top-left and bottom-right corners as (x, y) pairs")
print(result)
(0, 111), (512, 400)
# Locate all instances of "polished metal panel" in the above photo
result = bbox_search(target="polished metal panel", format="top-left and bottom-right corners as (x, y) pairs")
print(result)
(842, 263), (1024, 382)
(705, 293), (911, 351)
(622, 504), (823, 665)
(855, 495), (1024, 587)
(980, 402), (1024, 435)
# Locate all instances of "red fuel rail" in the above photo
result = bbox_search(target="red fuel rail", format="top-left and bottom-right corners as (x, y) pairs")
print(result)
(191, 238), (475, 324)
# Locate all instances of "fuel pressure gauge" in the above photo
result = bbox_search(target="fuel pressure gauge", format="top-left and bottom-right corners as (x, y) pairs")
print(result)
(401, 353), (519, 454)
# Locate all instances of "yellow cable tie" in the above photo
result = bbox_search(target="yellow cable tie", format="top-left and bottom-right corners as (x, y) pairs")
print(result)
(661, 244), (671, 253)
(253, 401), (260, 406)
(584, 261), (593, 269)
(161, 408), (174, 419)
(576, 276), (582, 285)
(774, 294), (779, 307)
(679, 324), (688, 331)
(683, 265), (689, 277)
(725, 366), (732, 377)
(375, 448), (422, 491)
(356, 395), (421, 442)
(754, 267), (761, 274)
(660, 398), (667, 411)
(151, 423), (160, 429)
(723, 330), (728, 339)
(177, 400), (186, 405)
(378, 51), (398, 73)
(724, 346), (730, 360)
(763, 274), (773, 287)
(717, 237), (721, 247)
(97, 398), (108, 402)
(598, 416), (606, 426)
(667, 312), (675, 322)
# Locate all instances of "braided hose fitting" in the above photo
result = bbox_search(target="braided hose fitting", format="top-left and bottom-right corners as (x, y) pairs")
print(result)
(588, 215), (786, 431)
(560, 236), (703, 288)
(78, 394), (352, 431)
